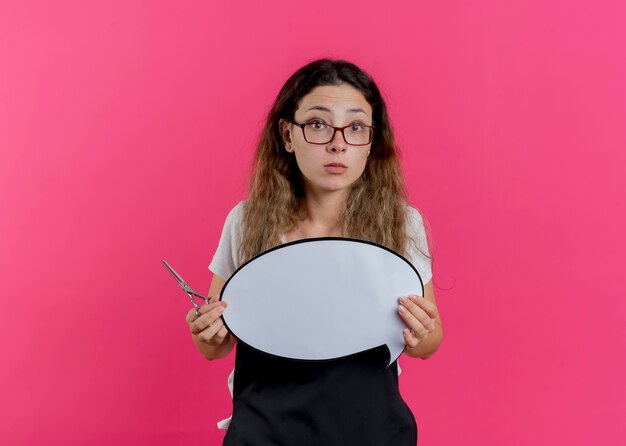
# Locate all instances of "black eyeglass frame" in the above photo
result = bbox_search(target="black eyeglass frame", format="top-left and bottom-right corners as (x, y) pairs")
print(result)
(288, 119), (375, 146)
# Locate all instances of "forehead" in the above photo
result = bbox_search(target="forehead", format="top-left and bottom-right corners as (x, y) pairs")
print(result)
(296, 84), (372, 117)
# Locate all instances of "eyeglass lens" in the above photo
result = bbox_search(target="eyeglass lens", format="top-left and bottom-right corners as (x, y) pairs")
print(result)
(303, 123), (372, 145)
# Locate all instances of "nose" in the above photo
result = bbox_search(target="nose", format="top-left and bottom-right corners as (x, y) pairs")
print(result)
(327, 128), (347, 153)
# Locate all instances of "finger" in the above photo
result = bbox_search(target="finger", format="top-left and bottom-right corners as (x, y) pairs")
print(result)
(191, 313), (216, 336)
(201, 298), (228, 313)
(197, 317), (225, 343)
(187, 303), (215, 325)
(398, 304), (429, 339)
(186, 308), (197, 324)
(186, 305), (214, 323)
(410, 295), (439, 319)
(399, 296), (430, 324)
(195, 300), (228, 321)
(406, 296), (437, 332)
(403, 328), (419, 348)
(217, 325), (230, 338)
(197, 301), (221, 315)
(190, 305), (225, 335)
(211, 322), (230, 344)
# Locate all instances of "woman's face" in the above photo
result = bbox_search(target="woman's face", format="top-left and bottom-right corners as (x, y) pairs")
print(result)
(280, 84), (373, 198)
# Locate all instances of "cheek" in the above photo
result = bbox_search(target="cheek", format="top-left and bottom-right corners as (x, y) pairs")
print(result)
(352, 152), (370, 176)
(292, 150), (317, 175)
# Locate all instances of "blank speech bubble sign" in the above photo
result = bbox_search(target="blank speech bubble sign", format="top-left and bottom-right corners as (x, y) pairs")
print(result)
(220, 237), (424, 367)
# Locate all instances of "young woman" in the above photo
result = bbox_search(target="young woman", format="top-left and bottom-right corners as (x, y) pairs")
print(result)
(185, 59), (443, 445)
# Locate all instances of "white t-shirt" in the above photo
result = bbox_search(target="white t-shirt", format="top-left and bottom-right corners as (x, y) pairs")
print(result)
(209, 200), (433, 430)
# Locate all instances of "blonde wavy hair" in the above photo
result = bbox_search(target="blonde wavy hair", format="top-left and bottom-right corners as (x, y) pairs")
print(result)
(239, 59), (432, 268)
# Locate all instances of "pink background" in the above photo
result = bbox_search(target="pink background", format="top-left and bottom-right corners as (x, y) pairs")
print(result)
(1, 1), (625, 444)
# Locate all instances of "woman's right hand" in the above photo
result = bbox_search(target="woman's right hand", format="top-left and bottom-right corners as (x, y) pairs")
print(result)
(186, 296), (230, 347)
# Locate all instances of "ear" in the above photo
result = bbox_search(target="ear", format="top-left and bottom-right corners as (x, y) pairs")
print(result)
(278, 119), (292, 147)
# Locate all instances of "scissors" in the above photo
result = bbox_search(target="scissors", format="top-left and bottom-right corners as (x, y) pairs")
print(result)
(162, 259), (210, 318)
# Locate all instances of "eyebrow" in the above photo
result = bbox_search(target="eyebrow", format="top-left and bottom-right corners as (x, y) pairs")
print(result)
(304, 105), (369, 117)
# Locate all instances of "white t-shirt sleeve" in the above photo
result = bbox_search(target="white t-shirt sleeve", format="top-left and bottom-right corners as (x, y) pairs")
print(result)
(208, 201), (245, 279)
(405, 205), (433, 285)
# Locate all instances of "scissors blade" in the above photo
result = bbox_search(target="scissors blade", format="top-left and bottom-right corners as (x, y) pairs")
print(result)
(161, 260), (209, 305)
(162, 259), (186, 287)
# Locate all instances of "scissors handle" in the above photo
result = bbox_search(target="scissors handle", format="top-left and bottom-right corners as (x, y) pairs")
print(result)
(187, 291), (210, 308)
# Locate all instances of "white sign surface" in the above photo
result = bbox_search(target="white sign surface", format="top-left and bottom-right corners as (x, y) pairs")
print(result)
(220, 238), (424, 367)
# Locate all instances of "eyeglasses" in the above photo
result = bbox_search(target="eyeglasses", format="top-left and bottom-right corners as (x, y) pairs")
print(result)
(289, 119), (375, 146)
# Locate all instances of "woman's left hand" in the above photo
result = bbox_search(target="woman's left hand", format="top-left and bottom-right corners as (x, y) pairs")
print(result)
(397, 295), (439, 348)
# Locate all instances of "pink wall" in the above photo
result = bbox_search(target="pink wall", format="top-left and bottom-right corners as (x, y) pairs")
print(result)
(1, 1), (625, 444)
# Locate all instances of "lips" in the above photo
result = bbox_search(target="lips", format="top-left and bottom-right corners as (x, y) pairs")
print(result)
(324, 162), (348, 174)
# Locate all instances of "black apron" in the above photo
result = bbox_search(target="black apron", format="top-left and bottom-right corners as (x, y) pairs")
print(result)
(223, 340), (417, 445)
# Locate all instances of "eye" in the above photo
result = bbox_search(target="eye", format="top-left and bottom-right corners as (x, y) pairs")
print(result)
(307, 119), (327, 129)
(350, 122), (365, 131)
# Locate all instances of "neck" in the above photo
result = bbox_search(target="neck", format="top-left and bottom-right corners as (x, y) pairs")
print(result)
(301, 187), (349, 234)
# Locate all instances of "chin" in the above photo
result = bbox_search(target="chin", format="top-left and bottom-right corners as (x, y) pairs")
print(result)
(321, 178), (360, 193)
(302, 171), (363, 195)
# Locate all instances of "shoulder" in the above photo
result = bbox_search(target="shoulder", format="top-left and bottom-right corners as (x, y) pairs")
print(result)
(227, 200), (247, 219)
(222, 200), (247, 230)
(405, 203), (423, 220)
(209, 200), (248, 279)
(405, 204), (428, 235)
(218, 200), (249, 247)
(403, 203), (433, 284)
